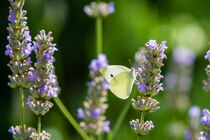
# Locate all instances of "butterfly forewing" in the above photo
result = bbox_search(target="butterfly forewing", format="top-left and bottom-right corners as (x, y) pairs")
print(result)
(100, 65), (130, 83)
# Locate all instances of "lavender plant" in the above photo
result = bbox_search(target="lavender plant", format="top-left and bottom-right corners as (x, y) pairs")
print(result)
(6, 0), (33, 138)
(77, 54), (110, 137)
(165, 48), (195, 111)
(26, 30), (60, 139)
(185, 106), (201, 140)
(203, 50), (210, 92)
(84, 1), (114, 55)
(199, 109), (210, 140)
(198, 49), (210, 140)
(130, 40), (167, 136)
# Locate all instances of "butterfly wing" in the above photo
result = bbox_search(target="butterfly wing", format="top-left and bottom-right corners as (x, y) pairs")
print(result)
(100, 65), (130, 83)
(100, 65), (136, 99)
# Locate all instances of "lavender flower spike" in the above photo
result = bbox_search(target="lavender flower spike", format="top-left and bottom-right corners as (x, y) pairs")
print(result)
(131, 40), (167, 136)
(189, 106), (201, 118)
(201, 109), (210, 129)
(203, 49), (210, 92)
(77, 54), (110, 136)
(6, 0), (33, 89)
(27, 30), (60, 116)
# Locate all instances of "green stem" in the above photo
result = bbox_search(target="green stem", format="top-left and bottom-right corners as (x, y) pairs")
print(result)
(97, 134), (102, 140)
(53, 97), (90, 140)
(137, 135), (141, 140)
(95, 18), (103, 56)
(19, 88), (25, 132)
(37, 115), (41, 138)
(140, 112), (145, 123)
(111, 90), (138, 140)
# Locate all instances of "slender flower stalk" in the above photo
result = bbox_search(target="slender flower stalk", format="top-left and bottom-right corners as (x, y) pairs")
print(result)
(84, 1), (114, 56)
(165, 47), (195, 112)
(6, 0), (33, 137)
(130, 40), (167, 137)
(77, 54), (110, 137)
(54, 97), (90, 140)
(185, 106), (201, 140)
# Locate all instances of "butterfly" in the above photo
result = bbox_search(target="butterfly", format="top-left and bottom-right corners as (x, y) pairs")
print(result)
(100, 65), (136, 99)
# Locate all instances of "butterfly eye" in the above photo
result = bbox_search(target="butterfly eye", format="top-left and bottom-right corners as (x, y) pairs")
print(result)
(110, 74), (114, 78)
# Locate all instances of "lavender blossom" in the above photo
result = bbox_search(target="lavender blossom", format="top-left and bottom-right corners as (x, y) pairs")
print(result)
(6, 0), (33, 89)
(77, 54), (110, 136)
(173, 47), (195, 66)
(203, 49), (210, 92)
(8, 125), (36, 140)
(205, 50), (210, 61)
(165, 47), (195, 111)
(131, 40), (167, 136)
(201, 109), (210, 128)
(84, 1), (115, 18)
(189, 106), (201, 118)
(27, 30), (60, 116)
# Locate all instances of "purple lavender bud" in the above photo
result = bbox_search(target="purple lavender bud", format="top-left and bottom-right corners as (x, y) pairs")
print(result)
(103, 121), (110, 133)
(201, 109), (210, 126)
(44, 51), (55, 63)
(49, 88), (57, 97)
(23, 43), (32, 56)
(157, 84), (164, 92)
(24, 31), (32, 42)
(49, 74), (56, 84)
(149, 121), (155, 129)
(206, 134), (210, 140)
(146, 40), (157, 50)
(204, 50), (210, 61)
(28, 71), (38, 81)
(26, 98), (32, 105)
(173, 47), (195, 66)
(77, 108), (85, 118)
(89, 53), (108, 71)
(7, 36), (10, 41)
(188, 106), (201, 118)
(52, 44), (58, 52)
(8, 126), (15, 134)
(107, 2), (115, 14)
(40, 84), (47, 94)
(184, 130), (192, 140)
(102, 81), (109, 90)
(8, 11), (16, 23)
(160, 41), (168, 59)
(5, 45), (12, 56)
(26, 57), (32, 64)
(32, 41), (38, 51)
(89, 60), (98, 71)
(137, 83), (146, 92)
(92, 108), (101, 119)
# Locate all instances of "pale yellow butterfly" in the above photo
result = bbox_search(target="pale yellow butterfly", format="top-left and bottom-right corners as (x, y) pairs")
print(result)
(100, 65), (136, 99)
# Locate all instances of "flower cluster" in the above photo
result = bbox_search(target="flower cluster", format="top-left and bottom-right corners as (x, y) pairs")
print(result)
(84, 1), (114, 18)
(27, 30), (59, 116)
(201, 109), (210, 131)
(165, 47), (195, 111)
(130, 40), (167, 136)
(77, 54), (110, 136)
(8, 125), (35, 140)
(198, 131), (210, 140)
(203, 50), (210, 92)
(184, 106), (201, 140)
(6, 0), (33, 89)
(8, 125), (51, 140)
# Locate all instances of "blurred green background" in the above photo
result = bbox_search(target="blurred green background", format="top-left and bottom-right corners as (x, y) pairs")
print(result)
(0, 0), (210, 139)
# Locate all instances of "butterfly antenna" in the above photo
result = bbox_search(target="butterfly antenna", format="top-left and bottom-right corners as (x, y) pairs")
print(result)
(128, 59), (133, 67)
